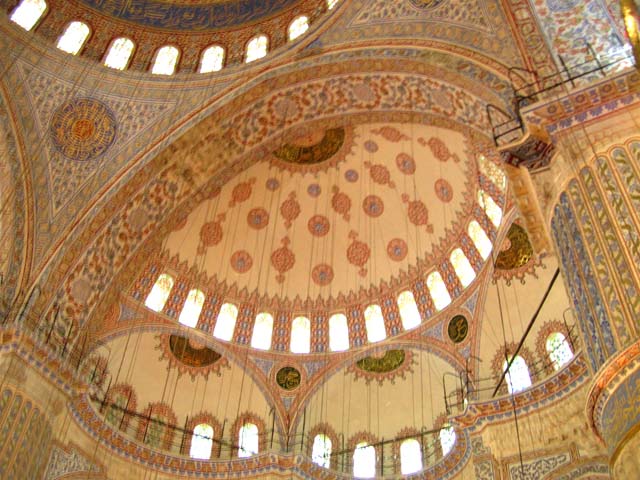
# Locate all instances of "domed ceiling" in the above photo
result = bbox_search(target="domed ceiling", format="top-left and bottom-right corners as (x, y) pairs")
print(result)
(75, 0), (310, 30)
(164, 121), (480, 310)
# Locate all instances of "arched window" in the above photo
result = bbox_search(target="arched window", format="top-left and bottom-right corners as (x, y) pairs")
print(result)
(450, 248), (476, 287)
(199, 45), (225, 73)
(152, 45), (179, 75)
(503, 356), (532, 394)
(245, 35), (268, 63)
(10, 0), (47, 31)
(291, 316), (311, 353)
(468, 220), (492, 260)
(104, 37), (135, 70)
(145, 415), (168, 448)
(178, 289), (205, 328)
(288, 16), (309, 41)
(478, 190), (502, 228)
(251, 312), (273, 350)
(56, 21), (90, 55)
(213, 303), (238, 341)
(238, 423), (259, 457)
(426, 271), (451, 311)
(327, 0), (340, 9)
(439, 425), (456, 456)
(478, 154), (506, 191)
(311, 433), (332, 468)
(364, 304), (386, 343)
(397, 290), (421, 330)
(400, 438), (423, 475)
(329, 313), (349, 351)
(190, 423), (213, 460)
(104, 390), (130, 428)
(546, 332), (574, 371)
(353, 442), (375, 478)
(145, 273), (174, 312)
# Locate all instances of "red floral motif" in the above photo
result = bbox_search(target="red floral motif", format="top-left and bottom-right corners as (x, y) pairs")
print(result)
(395, 153), (416, 174)
(371, 126), (410, 142)
(308, 215), (331, 237)
(230, 250), (253, 274)
(387, 238), (408, 262)
(362, 195), (384, 218)
(365, 161), (395, 188)
(434, 178), (453, 202)
(402, 194), (434, 233)
(229, 178), (256, 207)
(280, 192), (301, 228)
(198, 214), (225, 252)
(347, 231), (370, 277)
(271, 237), (295, 283)
(421, 137), (460, 163)
(331, 186), (351, 221)
(247, 207), (269, 230)
(312, 264), (334, 286)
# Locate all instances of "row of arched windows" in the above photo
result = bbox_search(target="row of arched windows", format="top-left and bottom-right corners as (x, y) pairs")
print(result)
(10, 0), (340, 73)
(501, 332), (574, 394)
(143, 215), (499, 352)
(186, 421), (455, 476)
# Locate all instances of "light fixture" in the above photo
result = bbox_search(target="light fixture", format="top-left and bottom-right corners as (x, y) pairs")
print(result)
(621, 0), (640, 70)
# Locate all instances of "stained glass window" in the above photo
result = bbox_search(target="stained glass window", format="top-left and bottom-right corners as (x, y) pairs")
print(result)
(329, 313), (349, 351)
(426, 271), (451, 311)
(190, 423), (213, 460)
(238, 423), (259, 457)
(245, 35), (268, 63)
(364, 304), (386, 343)
(288, 16), (309, 41)
(10, 0), (47, 31)
(178, 289), (205, 328)
(327, 0), (340, 9)
(56, 21), (90, 55)
(478, 154), (506, 191)
(291, 316), (311, 353)
(503, 356), (532, 394)
(200, 45), (225, 73)
(213, 303), (238, 341)
(478, 190), (502, 228)
(353, 442), (375, 478)
(104, 37), (134, 70)
(468, 220), (492, 260)
(145, 273), (174, 312)
(152, 46), (179, 75)
(546, 332), (573, 371)
(450, 248), (476, 287)
(400, 439), (423, 475)
(251, 312), (273, 350)
(312, 434), (332, 468)
(439, 425), (456, 456)
(397, 290), (421, 330)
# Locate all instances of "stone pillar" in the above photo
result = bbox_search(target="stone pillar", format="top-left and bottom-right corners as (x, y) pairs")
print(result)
(507, 69), (640, 477)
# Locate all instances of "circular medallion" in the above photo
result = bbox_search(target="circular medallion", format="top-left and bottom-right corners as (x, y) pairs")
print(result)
(387, 238), (408, 262)
(276, 366), (301, 390)
(247, 208), (269, 230)
(448, 315), (469, 343)
(307, 183), (322, 197)
(362, 195), (384, 218)
(308, 215), (331, 237)
(344, 169), (359, 182)
(396, 153), (416, 175)
(266, 178), (280, 191)
(230, 250), (253, 274)
(312, 264), (334, 286)
(49, 98), (117, 161)
(435, 178), (453, 203)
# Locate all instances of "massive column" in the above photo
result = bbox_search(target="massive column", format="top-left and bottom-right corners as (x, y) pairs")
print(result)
(506, 69), (640, 477)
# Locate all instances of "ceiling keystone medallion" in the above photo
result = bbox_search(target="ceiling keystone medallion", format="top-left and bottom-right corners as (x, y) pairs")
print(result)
(49, 98), (117, 161)
(276, 366), (302, 391)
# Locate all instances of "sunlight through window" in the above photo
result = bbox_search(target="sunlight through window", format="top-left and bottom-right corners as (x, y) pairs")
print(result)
(178, 289), (205, 328)
(288, 16), (309, 41)
(426, 271), (451, 311)
(478, 154), (506, 191)
(504, 356), (532, 394)
(213, 303), (238, 341)
(145, 274), (174, 312)
(329, 313), (349, 351)
(251, 312), (274, 350)
(238, 423), (259, 457)
(353, 442), (375, 478)
(312, 434), (332, 468)
(10, 0), (46, 31)
(245, 35), (268, 63)
(104, 37), (134, 70)
(546, 332), (574, 371)
(200, 45), (225, 73)
(468, 220), (493, 260)
(450, 248), (476, 287)
(478, 190), (502, 228)
(152, 46), (179, 75)
(397, 290), (422, 330)
(190, 424), (213, 460)
(291, 316), (311, 353)
(439, 425), (456, 456)
(400, 438), (423, 475)
(364, 305), (386, 343)
(56, 21), (90, 55)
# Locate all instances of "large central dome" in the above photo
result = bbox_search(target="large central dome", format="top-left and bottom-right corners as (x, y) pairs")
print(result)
(76, 0), (310, 30)
(164, 121), (478, 310)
